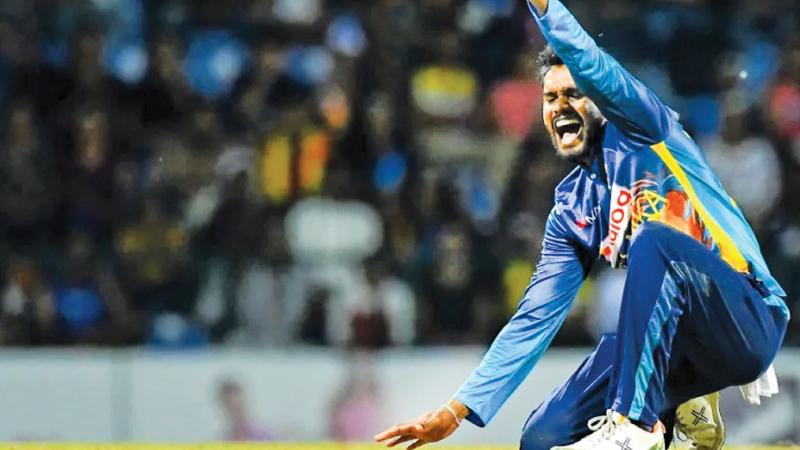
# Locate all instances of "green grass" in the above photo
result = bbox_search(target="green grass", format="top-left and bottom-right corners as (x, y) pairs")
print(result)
(0, 444), (795, 450)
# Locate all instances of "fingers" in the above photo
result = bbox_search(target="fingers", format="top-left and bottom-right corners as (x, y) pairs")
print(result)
(387, 435), (416, 447)
(407, 440), (428, 450)
(376, 411), (436, 443)
(375, 422), (413, 442)
(376, 429), (402, 442)
(377, 408), (457, 448)
(374, 427), (397, 442)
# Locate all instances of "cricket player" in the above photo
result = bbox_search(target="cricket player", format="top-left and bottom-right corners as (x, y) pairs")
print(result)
(375, 0), (790, 449)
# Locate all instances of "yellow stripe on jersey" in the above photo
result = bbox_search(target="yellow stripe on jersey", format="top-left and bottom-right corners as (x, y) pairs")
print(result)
(650, 141), (749, 273)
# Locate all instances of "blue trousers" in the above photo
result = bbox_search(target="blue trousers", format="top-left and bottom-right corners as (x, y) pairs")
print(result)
(520, 222), (788, 450)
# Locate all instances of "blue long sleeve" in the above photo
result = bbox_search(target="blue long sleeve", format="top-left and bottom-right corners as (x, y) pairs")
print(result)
(454, 212), (590, 427)
(529, 0), (677, 144)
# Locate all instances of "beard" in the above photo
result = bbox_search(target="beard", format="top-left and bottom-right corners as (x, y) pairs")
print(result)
(549, 113), (604, 164)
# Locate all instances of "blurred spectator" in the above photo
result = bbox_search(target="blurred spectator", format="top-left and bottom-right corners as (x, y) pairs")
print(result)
(411, 32), (477, 125)
(490, 48), (542, 142)
(409, 30), (519, 229)
(499, 133), (572, 250)
(767, 35), (800, 221)
(51, 231), (139, 345)
(205, 170), (262, 266)
(363, 0), (419, 111)
(762, 223), (800, 346)
(379, 194), (419, 273)
(217, 378), (273, 442)
(329, 358), (382, 442)
(286, 171), (384, 346)
(196, 214), (306, 346)
(415, 178), (486, 343)
(365, 93), (412, 209)
(768, 36), (800, 145)
(69, 22), (116, 100)
(135, 32), (193, 129)
(63, 104), (118, 243)
(111, 156), (145, 225)
(702, 109), (782, 231)
(344, 256), (416, 349)
(148, 102), (223, 201)
(418, 0), (459, 35)
(228, 40), (287, 134)
(39, 20), (140, 142)
(113, 190), (190, 314)
(462, 0), (525, 86)
(664, 5), (731, 137)
(0, 0), (795, 349)
(0, 256), (57, 345)
(0, 98), (60, 248)
(257, 103), (332, 207)
(285, 171), (382, 265)
(497, 142), (574, 340)
(271, 0), (322, 27)
(298, 286), (332, 346)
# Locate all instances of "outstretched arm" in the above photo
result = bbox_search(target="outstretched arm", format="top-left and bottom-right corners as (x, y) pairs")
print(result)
(453, 211), (591, 426)
(376, 210), (591, 450)
(529, 0), (676, 144)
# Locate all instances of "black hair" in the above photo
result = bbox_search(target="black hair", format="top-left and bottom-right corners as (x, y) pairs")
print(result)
(537, 45), (563, 81)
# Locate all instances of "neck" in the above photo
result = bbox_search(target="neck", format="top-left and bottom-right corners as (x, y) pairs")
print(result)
(574, 122), (606, 177)
(573, 140), (600, 168)
(575, 151), (594, 168)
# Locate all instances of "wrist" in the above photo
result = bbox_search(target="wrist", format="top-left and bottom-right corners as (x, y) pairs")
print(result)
(446, 399), (470, 420)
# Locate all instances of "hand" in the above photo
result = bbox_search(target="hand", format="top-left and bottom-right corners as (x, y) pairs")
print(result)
(375, 401), (468, 450)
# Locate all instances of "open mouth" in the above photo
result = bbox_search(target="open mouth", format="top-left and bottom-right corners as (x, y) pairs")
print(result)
(554, 114), (584, 147)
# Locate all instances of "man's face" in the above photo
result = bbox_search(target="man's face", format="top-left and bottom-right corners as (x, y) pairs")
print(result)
(542, 65), (604, 160)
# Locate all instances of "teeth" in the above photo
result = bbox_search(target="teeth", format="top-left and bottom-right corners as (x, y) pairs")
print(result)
(555, 117), (580, 128)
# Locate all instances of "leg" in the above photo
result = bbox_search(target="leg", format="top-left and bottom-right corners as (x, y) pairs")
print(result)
(610, 222), (788, 427)
(521, 334), (615, 450)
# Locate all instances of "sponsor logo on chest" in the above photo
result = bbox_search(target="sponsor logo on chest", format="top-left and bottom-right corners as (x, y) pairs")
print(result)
(600, 184), (632, 267)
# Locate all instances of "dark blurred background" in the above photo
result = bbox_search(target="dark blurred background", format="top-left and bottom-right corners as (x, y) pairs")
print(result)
(0, 0), (798, 352)
(1, 0), (800, 445)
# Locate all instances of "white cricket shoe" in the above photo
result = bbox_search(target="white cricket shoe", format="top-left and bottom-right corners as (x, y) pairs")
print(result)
(551, 410), (665, 450)
(670, 393), (725, 450)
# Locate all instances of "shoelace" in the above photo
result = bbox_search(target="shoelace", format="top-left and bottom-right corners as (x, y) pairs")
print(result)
(586, 410), (618, 442)
(674, 429), (699, 450)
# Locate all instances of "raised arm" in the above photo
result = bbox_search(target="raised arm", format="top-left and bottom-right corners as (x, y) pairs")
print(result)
(529, 0), (676, 144)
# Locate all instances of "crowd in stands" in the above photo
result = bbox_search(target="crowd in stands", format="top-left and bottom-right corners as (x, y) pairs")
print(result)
(0, 0), (797, 349)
